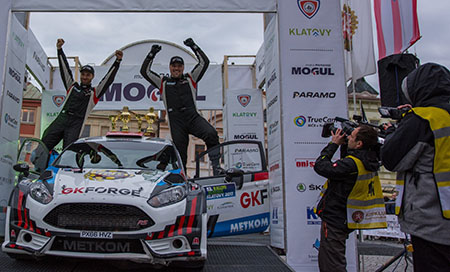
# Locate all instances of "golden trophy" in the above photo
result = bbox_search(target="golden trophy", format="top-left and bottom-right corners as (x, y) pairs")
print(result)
(135, 114), (145, 132)
(108, 115), (119, 131)
(120, 106), (131, 132)
(145, 107), (157, 136)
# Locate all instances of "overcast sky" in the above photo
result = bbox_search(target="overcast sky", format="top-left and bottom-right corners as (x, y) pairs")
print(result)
(28, 0), (450, 91)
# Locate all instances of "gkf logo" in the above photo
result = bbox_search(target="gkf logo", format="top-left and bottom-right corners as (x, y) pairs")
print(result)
(240, 189), (268, 208)
(297, 0), (320, 19)
(237, 95), (251, 107)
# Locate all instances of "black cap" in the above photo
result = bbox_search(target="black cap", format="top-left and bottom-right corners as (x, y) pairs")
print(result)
(170, 56), (184, 65)
(80, 65), (95, 75)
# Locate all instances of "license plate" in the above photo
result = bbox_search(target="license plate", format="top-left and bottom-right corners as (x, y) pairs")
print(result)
(80, 231), (113, 239)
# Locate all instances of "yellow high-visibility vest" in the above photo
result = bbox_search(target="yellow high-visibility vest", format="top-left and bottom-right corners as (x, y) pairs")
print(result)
(315, 156), (387, 229)
(395, 107), (450, 219)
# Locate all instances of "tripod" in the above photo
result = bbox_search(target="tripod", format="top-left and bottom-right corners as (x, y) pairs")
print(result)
(375, 237), (413, 272)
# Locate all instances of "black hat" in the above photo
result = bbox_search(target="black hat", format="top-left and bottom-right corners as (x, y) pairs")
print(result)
(80, 65), (95, 75)
(169, 56), (184, 65)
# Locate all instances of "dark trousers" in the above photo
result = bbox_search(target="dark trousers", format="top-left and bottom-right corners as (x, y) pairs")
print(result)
(411, 235), (450, 272)
(41, 113), (84, 151)
(318, 221), (351, 272)
(168, 110), (219, 170)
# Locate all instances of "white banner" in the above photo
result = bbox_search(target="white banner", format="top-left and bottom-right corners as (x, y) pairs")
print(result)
(1, 15), (27, 142)
(0, 1), (12, 109)
(0, 138), (17, 235)
(0, 13), (25, 236)
(363, 215), (406, 239)
(26, 28), (50, 89)
(225, 88), (264, 171)
(51, 64), (223, 110)
(12, 0), (276, 12)
(278, 0), (354, 271)
(40, 89), (66, 153)
(264, 16), (285, 250)
(255, 44), (265, 88)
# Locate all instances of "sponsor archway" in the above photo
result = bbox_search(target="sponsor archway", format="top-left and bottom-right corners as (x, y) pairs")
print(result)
(0, 1), (353, 271)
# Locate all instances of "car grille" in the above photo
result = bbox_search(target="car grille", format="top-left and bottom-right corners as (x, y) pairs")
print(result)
(51, 237), (145, 254)
(44, 203), (154, 231)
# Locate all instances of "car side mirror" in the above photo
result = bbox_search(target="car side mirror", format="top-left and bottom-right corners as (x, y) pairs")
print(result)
(39, 170), (53, 180)
(224, 168), (244, 190)
(13, 163), (30, 177)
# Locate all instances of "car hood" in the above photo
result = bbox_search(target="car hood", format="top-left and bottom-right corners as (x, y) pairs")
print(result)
(53, 168), (171, 201)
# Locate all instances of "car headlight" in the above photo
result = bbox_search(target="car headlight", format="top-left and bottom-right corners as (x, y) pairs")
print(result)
(148, 186), (187, 207)
(29, 182), (53, 204)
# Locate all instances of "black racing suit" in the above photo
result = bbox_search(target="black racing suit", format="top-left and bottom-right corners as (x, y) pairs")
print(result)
(42, 48), (121, 151)
(140, 45), (219, 171)
(314, 143), (379, 271)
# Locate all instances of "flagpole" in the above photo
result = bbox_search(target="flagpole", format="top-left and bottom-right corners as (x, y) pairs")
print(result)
(347, 0), (357, 116)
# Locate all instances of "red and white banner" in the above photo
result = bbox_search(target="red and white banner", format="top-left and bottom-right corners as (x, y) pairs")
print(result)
(374, 0), (421, 59)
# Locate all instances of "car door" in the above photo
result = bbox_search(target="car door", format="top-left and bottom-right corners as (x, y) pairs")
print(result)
(190, 140), (269, 237)
(16, 138), (51, 180)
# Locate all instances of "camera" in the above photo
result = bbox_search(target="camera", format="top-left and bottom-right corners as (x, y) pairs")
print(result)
(321, 117), (359, 138)
(378, 106), (410, 120)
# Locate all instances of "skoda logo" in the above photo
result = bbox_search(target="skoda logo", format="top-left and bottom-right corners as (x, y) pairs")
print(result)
(294, 116), (306, 127)
(297, 183), (306, 192)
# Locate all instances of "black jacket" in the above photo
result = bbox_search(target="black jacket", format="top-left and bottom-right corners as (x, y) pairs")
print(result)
(382, 63), (450, 170)
(314, 143), (379, 230)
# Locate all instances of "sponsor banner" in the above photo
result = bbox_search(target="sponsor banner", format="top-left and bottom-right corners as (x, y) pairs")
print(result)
(362, 215), (407, 239)
(204, 183), (236, 215)
(255, 43), (265, 88)
(278, 1), (355, 271)
(264, 15), (285, 249)
(12, 0), (277, 12)
(26, 28), (50, 89)
(51, 64), (222, 110)
(0, 138), (17, 235)
(1, 16), (26, 142)
(210, 212), (270, 237)
(224, 88), (264, 172)
(41, 89), (66, 152)
(0, 1), (12, 108)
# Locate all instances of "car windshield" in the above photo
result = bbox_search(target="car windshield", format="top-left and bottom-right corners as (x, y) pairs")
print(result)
(53, 140), (180, 171)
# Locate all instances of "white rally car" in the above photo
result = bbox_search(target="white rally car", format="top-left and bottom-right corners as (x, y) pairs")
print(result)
(2, 133), (270, 267)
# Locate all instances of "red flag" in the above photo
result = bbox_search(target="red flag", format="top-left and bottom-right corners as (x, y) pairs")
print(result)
(374, 0), (421, 59)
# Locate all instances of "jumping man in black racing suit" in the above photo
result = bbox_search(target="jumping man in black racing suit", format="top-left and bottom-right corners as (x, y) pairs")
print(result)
(41, 38), (122, 151)
(140, 38), (221, 174)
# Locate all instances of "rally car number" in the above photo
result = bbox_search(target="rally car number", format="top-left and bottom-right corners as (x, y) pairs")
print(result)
(80, 231), (113, 239)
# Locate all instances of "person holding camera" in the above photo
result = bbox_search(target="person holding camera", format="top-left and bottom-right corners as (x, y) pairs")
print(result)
(381, 63), (450, 271)
(42, 38), (123, 151)
(314, 125), (386, 271)
(140, 38), (221, 174)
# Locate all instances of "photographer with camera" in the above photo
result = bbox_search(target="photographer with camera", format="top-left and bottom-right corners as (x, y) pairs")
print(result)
(381, 63), (450, 271)
(314, 125), (386, 271)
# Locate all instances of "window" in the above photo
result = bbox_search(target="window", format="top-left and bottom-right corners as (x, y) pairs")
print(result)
(80, 125), (91, 138)
(195, 144), (206, 162)
(21, 109), (35, 124)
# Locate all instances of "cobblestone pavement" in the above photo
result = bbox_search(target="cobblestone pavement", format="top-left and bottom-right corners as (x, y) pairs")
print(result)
(361, 255), (413, 272)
